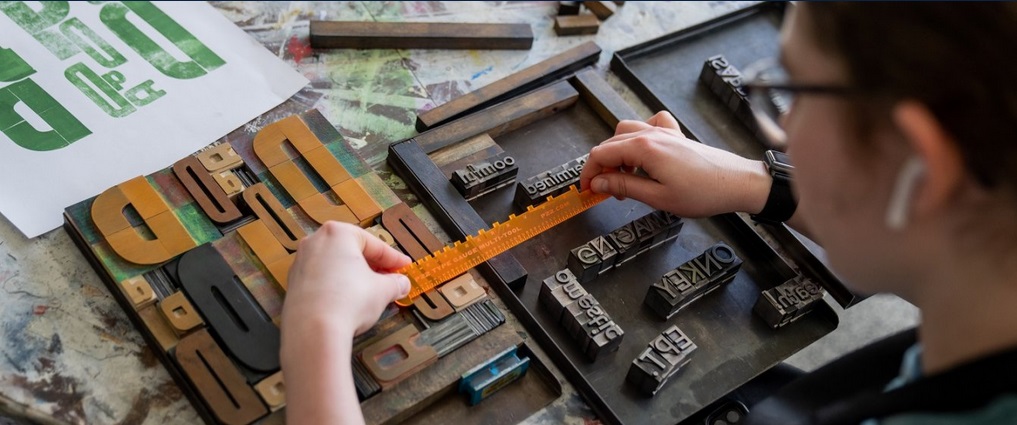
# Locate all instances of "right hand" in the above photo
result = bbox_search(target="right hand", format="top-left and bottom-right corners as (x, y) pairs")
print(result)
(579, 111), (771, 218)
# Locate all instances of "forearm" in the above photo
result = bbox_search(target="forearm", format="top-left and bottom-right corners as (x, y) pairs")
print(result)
(282, 317), (364, 425)
(734, 159), (813, 239)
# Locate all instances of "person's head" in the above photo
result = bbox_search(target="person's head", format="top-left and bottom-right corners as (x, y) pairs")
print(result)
(778, 3), (1017, 301)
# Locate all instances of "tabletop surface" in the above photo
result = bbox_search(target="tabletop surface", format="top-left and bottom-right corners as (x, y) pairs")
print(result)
(0, 2), (768, 424)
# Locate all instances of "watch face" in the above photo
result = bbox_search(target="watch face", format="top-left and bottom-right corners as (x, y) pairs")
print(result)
(766, 150), (794, 176)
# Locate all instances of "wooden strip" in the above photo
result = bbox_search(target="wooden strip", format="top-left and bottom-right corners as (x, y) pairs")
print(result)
(584, 1), (616, 20)
(380, 202), (443, 261)
(416, 41), (600, 131)
(172, 156), (243, 224)
(417, 80), (580, 154)
(388, 139), (529, 291)
(554, 14), (600, 36)
(309, 21), (533, 50)
(174, 329), (269, 425)
(241, 183), (305, 252)
(196, 143), (243, 173)
(431, 133), (502, 179)
(571, 69), (641, 128)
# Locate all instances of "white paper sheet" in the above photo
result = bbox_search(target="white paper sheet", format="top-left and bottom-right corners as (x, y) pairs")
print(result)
(0, 1), (308, 237)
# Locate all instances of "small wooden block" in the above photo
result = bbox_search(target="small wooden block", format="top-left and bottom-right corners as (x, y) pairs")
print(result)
(159, 291), (204, 336)
(304, 145), (353, 187)
(309, 21), (534, 50)
(558, 1), (581, 15)
(242, 183), (305, 252)
(380, 203), (444, 261)
(572, 69), (641, 128)
(214, 170), (244, 198)
(432, 133), (502, 179)
(413, 289), (455, 322)
(297, 194), (358, 226)
(237, 220), (290, 267)
(173, 156), (243, 224)
(439, 274), (486, 310)
(105, 225), (173, 265)
(254, 371), (285, 412)
(266, 255), (294, 291)
(554, 14), (600, 36)
(118, 176), (167, 219)
(366, 225), (398, 249)
(138, 304), (179, 352)
(332, 178), (382, 227)
(91, 185), (132, 236)
(360, 325), (438, 385)
(120, 275), (157, 310)
(583, 1), (615, 20)
(275, 115), (325, 154)
(174, 329), (269, 424)
(253, 115), (323, 168)
(196, 143), (243, 173)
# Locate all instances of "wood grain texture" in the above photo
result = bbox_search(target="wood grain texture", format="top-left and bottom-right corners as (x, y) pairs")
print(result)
(174, 329), (269, 425)
(416, 80), (579, 154)
(583, 1), (615, 20)
(310, 21), (533, 50)
(554, 14), (600, 36)
(570, 69), (641, 128)
(415, 41), (599, 131)
(173, 156), (243, 224)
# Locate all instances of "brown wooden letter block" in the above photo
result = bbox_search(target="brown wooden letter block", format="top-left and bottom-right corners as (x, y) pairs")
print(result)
(138, 304), (179, 352)
(174, 329), (269, 425)
(333, 178), (382, 227)
(238, 220), (294, 291)
(558, 1), (581, 15)
(173, 156), (243, 224)
(415, 43), (597, 132)
(439, 274), (486, 310)
(554, 14), (600, 36)
(159, 291), (204, 336)
(380, 202), (444, 261)
(309, 21), (533, 50)
(93, 176), (196, 264)
(584, 1), (615, 20)
(119, 275), (156, 310)
(360, 325), (438, 385)
(413, 289), (455, 322)
(365, 225), (398, 249)
(432, 133), (502, 179)
(254, 371), (285, 412)
(242, 183), (305, 252)
(214, 170), (244, 198)
(196, 143), (243, 173)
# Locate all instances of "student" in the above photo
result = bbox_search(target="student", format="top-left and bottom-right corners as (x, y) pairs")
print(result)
(281, 3), (1017, 424)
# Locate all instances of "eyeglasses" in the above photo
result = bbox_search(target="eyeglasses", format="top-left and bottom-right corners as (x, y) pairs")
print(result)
(742, 58), (857, 147)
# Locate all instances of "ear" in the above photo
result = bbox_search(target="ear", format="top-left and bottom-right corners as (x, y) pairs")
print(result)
(892, 101), (965, 218)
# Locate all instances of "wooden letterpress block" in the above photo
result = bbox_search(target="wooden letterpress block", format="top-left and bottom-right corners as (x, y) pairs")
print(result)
(380, 202), (443, 261)
(583, 1), (616, 20)
(92, 177), (195, 265)
(438, 274), (486, 310)
(159, 291), (204, 336)
(753, 277), (825, 329)
(558, 1), (581, 15)
(539, 269), (578, 315)
(174, 329), (268, 424)
(332, 178), (382, 227)
(554, 14), (600, 36)
(297, 192), (359, 226)
(196, 143), (243, 173)
(303, 145), (353, 187)
(119, 275), (156, 310)
(254, 371), (285, 412)
(213, 170), (244, 198)
(360, 325), (438, 387)
(644, 242), (743, 319)
(449, 152), (518, 200)
(352, 356), (381, 401)
(568, 243), (603, 284)
(118, 176), (166, 219)
(173, 156), (243, 224)
(177, 244), (281, 373)
(413, 289), (454, 322)
(138, 304), (179, 352)
(365, 225), (397, 249)
(91, 186), (132, 236)
(265, 255), (294, 291)
(237, 220), (289, 267)
(268, 161), (318, 202)
(309, 21), (533, 50)
(241, 183), (306, 252)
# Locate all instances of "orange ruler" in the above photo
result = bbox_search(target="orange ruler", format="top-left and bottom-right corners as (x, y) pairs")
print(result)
(396, 186), (609, 306)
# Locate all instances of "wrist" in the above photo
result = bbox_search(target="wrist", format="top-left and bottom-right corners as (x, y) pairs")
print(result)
(738, 160), (773, 215)
(281, 315), (355, 368)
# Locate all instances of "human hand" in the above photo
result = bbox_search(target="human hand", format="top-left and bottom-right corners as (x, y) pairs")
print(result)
(282, 221), (411, 338)
(579, 111), (771, 218)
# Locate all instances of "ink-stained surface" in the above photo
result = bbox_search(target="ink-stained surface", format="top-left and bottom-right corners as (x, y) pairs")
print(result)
(0, 2), (761, 424)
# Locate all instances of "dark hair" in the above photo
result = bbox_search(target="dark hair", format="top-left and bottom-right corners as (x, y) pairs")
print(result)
(803, 3), (1017, 195)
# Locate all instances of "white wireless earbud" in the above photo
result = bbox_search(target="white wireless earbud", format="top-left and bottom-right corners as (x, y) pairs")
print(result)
(885, 156), (926, 231)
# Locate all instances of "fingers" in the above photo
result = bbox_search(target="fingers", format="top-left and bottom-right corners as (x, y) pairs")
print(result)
(355, 226), (412, 272)
(614, 119), (651, 136)
(647, 111), (683, 132)
(590, 172), (665, 205)
(580, 139), (650, 191)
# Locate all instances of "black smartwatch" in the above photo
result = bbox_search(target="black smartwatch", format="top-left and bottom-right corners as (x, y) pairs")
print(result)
(751, 150), (797, 224)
